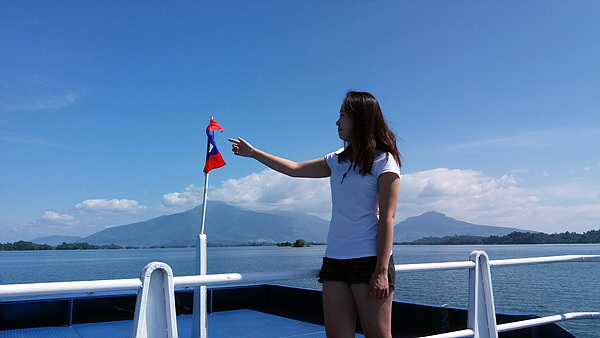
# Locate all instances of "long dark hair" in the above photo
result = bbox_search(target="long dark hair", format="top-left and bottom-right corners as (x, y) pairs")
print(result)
(338, 91), (401, 175)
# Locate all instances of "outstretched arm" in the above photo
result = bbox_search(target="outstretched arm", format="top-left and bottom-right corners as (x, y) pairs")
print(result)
(228, 137), (331, 178)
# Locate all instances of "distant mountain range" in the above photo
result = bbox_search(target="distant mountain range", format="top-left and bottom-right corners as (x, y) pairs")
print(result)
(32, 202), (531, 247)
(30, 235), (84, 247)
(392, 211), (529, 243)
(82, 201), (330, 247)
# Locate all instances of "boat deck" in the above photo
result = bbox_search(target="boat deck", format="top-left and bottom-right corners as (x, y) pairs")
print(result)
(0, 284), (574, 338)
(0, 309), (342, 338)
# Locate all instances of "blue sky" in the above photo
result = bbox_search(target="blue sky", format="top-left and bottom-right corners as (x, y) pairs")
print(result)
(1, 1), (598, 242)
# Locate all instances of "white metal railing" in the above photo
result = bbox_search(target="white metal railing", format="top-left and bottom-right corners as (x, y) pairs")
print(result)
(0, 269), (322, 298)
(1, 251), (599, 338)
(2, 254), (596, 297)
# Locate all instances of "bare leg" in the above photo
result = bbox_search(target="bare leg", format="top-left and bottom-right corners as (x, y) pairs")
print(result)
(351, 283), (393, 338)
(322, 281), (358, 338)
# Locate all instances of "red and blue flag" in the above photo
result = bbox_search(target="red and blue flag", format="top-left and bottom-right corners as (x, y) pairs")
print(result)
(203, 117), (226, 173)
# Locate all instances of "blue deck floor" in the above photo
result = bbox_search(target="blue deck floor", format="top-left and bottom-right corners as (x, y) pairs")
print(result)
(0, 309), (365, 338)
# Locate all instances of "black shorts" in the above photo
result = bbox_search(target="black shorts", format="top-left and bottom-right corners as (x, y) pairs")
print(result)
(318, 255), (396, 290)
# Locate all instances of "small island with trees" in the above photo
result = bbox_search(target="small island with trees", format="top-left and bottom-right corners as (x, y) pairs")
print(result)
(277, 239), (311, 247)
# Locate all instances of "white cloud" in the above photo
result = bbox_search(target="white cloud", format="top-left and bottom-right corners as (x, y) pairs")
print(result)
(0, 74), (86, 112)
(211, 170), (331, 218)
(75, 199), (147, 214)
(0, 131), (64, 147)
(395, 169), (599, 233)
(207, 168), (599, 234)
(533, 179), (600, 204)
(584, 162), (600, 171)
(41, 211), (78, 224)
(446, 125), (599, 151)
(397, 169), (541, 228)
(9, 211), (82, 240)
(159, 184), (204, 213)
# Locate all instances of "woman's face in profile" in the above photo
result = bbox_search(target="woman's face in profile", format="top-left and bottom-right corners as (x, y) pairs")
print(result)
(336, 105), (353, 142)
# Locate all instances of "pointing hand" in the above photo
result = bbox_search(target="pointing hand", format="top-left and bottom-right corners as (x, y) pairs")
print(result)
(228, 137), (255, 158)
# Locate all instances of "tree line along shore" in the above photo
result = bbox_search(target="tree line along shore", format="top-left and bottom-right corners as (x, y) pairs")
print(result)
(0, 240), (316, 251)
(2, 230), (599, 251)
(400, 229), (600, 245)
(0, 241), (124, 251)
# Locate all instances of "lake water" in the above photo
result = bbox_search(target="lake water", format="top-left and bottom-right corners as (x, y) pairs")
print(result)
(1, 244), (599, 337)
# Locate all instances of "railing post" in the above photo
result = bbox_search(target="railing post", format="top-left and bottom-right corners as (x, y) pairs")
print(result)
(132, 262), (178, 338)
(467, 251), (498, 338)
(192, 234), (208, 338)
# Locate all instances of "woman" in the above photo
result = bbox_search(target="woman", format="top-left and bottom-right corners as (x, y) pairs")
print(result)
(228, 91), (401, 337)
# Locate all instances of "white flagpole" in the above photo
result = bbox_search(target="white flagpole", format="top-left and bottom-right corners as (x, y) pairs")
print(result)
(192, 120), (212, 338)
(200, 172), (209, 235)
(200, 116), (214, 235)
(192, 232), (207, 338)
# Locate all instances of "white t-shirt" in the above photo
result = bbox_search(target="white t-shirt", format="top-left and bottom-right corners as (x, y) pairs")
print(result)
(324, 148), (401, 259)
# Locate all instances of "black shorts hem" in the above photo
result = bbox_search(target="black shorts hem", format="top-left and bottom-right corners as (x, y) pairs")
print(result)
(318, 255), (396, 289)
